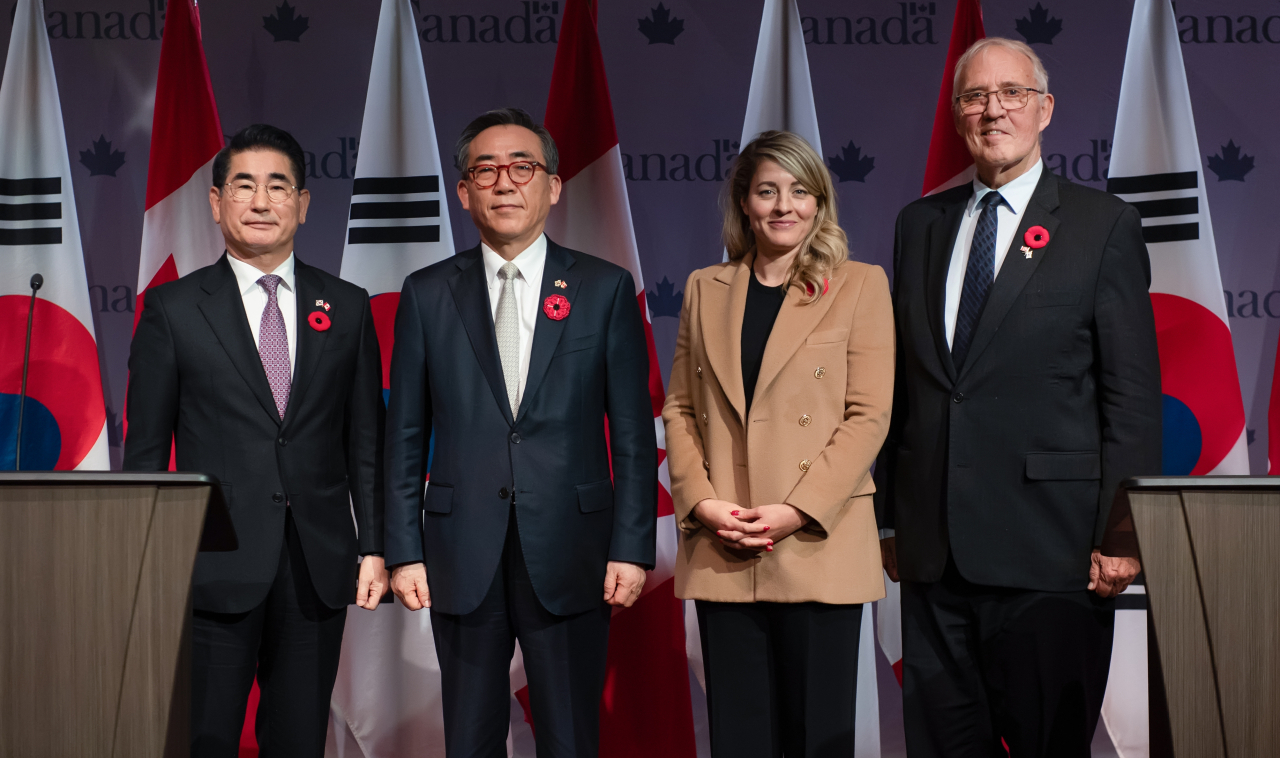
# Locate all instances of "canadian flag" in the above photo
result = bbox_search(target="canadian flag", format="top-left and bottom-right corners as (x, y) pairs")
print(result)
(135, 0), (224, 320)
(542, 1), (696, 755)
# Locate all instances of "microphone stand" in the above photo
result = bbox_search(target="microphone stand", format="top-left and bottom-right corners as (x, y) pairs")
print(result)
(15, 273), (43, 471)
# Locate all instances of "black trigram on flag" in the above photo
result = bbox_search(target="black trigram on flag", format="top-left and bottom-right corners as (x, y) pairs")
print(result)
(347, 175), (441, 245)
(0, 177), (63, 246)
(1106, 171), (1200, 244)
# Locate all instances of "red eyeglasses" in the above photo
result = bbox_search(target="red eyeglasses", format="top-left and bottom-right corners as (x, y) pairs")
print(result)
(466, 161), (546, 188)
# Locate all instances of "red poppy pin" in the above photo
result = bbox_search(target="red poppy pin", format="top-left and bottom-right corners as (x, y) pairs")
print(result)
(1021, 226), (1050, 259)
(308, 311), (331, 331)
(543, 294), (571, 321)
(804, 278), (831, 296)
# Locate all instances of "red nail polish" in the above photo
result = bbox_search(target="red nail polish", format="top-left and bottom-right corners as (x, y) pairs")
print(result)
(767, 540), (774, 546)
(731, 510), (740, 516)
(766, 546), (773, 552)
(763, 526), (770, 531)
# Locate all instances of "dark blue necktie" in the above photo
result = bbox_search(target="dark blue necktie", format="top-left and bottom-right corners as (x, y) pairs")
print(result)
(952, 191), (1005, 369)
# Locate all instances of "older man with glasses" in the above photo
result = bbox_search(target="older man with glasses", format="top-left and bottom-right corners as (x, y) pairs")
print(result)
(384, 107), (657, 758)
(125, 123), (387, 757)
(875, 39), (1162, 756)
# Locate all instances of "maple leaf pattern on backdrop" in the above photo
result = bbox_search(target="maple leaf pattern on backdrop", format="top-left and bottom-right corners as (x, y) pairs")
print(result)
(1015, 3), (1062, 45)
(79, 135), (126, 177)
(264, 0), (310, 42)
(639, 3), (684, 45)
(647, 276), (683, 318)
(1207, 140), (1255, 182)
(827, 142), (875, 183)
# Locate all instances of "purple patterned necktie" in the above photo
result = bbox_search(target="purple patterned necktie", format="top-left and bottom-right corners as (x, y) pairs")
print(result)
(257, 274), (291, 419)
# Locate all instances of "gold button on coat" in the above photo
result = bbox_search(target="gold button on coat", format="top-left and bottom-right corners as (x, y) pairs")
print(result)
(799, 414), (812, 427)
(703, 459), (710, 470)
(696, 366), (702, 377)
(701, 413), (708, 424)
(814, 367), (826, 379)
(799, 459), (811, 472)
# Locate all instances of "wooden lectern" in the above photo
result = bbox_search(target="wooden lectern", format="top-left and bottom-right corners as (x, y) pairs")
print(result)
(1122, 477), (1280, 757)
(0, 472), (235, 758)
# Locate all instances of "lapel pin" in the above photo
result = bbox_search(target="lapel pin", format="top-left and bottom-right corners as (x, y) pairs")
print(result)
(554, 279), (568, 289)
(314, 299), (331, 311)
(543, 294), (571, 321)
(1023, 225), (1050, 259)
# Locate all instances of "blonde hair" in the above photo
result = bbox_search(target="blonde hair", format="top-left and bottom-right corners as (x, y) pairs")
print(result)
(953, 37), (1049, 96)
(722, 130), (847, 302)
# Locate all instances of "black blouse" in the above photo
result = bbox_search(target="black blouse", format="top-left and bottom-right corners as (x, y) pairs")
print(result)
(741, 272), (787, 414)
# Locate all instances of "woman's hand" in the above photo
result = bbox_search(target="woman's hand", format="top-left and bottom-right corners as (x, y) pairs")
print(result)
(731, 504), (809, 551)
(693, 498), (772, 552)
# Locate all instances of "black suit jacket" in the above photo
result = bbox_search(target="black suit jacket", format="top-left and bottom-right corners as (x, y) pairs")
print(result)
(384, 239), (657, 617)
(124, 254), (384, 613)
(875, 170), (1162, 592)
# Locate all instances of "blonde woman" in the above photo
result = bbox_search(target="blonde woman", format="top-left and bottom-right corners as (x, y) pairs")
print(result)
(662, 130), (894, 757)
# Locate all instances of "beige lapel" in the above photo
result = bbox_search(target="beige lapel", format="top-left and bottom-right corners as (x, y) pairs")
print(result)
(752, 269), (845, 410)
(700, 257), (752, 423)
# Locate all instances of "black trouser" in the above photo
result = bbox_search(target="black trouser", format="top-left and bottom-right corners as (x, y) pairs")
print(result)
(696, 599), (864, 758)
(190, 510), (347, 758)
(430, 510), (612, 758)
(901, 556), (1115, 758)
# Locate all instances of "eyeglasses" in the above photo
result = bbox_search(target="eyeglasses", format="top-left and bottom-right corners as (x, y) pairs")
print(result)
(954, 86), (1044, 115)
(224, 181), (297, 203)
(466, 161), (546, 189)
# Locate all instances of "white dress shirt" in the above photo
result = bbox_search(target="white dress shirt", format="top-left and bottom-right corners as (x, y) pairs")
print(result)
(481, 234), (547, 400)
(944, 159), (1044, 347)
(227, 252), (297, 380)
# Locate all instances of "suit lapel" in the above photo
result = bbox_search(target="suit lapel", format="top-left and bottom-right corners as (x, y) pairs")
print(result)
(959, 171), (1061, 377)
(700, 258), (750, 423)
(281, 261), (327, 430)
(197, 254), (282, 425)
(448, 247), (515, 426)
(517, 241), (578, 423)
(753, 272), (842, 407)
(926, 197), (967, 384)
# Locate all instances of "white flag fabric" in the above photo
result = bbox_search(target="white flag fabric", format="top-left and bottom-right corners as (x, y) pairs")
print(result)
(709, 2), (879, 755)
(1103, 1), (1250, 754)
(327, 0), (457, 754)
(737, 0), (821, 151)
(0, 0), (108, 472)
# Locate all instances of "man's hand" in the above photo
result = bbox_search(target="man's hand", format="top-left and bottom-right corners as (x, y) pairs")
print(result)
(880, 537), (899, 583)
(1089, 549), (1140, 598)
(693, 498), (770, 552)
(724, 504), (809, 552)
(604, 561), (647, 607)
(390, 562), (431, 611)
(355, 555), (389, 610)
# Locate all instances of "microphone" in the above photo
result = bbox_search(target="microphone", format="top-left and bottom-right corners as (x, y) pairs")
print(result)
(14, 273), (43, 471)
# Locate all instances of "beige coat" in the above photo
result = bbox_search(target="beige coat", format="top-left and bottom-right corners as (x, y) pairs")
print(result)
(662, 255), (895, 604)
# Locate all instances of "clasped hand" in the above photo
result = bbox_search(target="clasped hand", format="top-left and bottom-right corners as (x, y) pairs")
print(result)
(694, 498), (807, 553)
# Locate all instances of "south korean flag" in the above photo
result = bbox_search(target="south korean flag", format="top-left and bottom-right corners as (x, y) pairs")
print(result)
(338, 0), (456, 300)
(330, 0), (457, 753)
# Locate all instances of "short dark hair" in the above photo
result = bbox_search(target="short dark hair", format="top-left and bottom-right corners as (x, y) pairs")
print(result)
(454, 108), (559, 176)
(212, 124), (308, 192)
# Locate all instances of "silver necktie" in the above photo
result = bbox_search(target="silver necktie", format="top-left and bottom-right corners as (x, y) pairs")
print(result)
(495, 262), (521, 415)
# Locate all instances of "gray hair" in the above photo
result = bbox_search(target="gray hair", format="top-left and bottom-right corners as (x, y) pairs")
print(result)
(953, 37), (1049, 96)
(453, 107), (559, 176)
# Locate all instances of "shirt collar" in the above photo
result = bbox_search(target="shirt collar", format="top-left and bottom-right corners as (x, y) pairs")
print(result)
(968, 159), (1044, 218)
(481, 234), (547, 286)
(227, 252), (296, 297)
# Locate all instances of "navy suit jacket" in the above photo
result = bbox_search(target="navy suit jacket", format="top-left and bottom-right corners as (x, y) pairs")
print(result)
(384, 239), (657, 616)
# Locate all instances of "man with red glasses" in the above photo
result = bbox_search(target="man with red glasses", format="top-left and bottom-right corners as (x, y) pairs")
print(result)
(384, 108), (657, 757)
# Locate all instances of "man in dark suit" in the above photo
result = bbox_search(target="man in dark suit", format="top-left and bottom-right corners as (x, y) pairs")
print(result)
(124, 124), (387, 758)
(385, 107), (657, 757)
(876, 39), (1161, 756)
